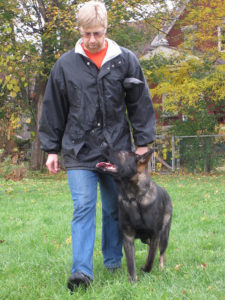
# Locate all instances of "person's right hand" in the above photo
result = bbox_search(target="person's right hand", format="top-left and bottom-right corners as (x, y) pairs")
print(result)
(46, 154), (60, 174)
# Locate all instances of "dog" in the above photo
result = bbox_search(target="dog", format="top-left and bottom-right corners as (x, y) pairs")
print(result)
(96, 149), (172, 283)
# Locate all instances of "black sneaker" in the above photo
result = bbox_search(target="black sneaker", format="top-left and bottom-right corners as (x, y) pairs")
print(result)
(67, 272), (92, 292)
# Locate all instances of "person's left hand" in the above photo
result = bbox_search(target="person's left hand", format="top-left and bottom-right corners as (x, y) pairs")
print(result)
(135, 146), (149, 155)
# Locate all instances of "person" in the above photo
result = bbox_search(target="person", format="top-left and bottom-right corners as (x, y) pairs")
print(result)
(39, 0), (155, 292)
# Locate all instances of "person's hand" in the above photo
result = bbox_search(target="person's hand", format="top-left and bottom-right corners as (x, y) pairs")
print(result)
(135, 146), (149, 156)
(46, 154), (60, 174)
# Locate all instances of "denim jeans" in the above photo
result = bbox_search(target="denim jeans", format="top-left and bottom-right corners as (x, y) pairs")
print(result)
(67, 169), (123, 280)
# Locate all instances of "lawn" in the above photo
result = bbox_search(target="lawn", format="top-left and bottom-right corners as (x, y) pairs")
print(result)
(0, 173), (224, 300)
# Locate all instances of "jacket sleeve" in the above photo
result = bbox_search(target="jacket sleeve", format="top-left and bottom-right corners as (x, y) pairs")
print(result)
(124, 51), (156, 146)
(39, 62), (69, 154)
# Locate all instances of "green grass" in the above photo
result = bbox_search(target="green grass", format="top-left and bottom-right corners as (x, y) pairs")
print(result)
(0, 173), (224, 300)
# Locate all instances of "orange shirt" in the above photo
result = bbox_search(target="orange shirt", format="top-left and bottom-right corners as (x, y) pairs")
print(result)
(81, 41), (108, 69)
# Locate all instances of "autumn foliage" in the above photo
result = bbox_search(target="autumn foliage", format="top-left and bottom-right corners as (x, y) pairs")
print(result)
(0, 0), (224, 170)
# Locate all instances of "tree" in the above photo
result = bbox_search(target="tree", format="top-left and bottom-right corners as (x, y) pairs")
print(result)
(0, 0), (173, 169)
(140, 0), (225, 172)
(142, 0), (225, 132)
(0, 0), (79, 168)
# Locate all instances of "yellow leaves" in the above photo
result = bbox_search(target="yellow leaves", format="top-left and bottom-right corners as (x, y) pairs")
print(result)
(4, 44), (12, 52)
(2, 75), (20, 97)
(10, 78), (18, 85)
(9, 113), (21, 130)
(9, 85), (20, 98)
(156, 162), (162, 171)
(146, 70), (152, 76)
(3, 24), (12, 34)
(5, 75), (11, 83)
(7, 83), (13, 90)
(54, 53), (60, 60)
(149, 50), (225, 116)
(66, 236), (72, 245)
(7, 187), (13, 194)
(162, 148), (167, 160)
(181, 0), (225, 54)
(13, 85), (20, 93)
(174, 264), (182, 271)
(10, 91), (17, 98)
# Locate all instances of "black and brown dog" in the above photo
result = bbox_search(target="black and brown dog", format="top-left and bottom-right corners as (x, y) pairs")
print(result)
(96, 149), (172, 283)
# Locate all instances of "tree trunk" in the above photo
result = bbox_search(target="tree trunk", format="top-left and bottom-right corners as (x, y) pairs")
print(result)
(31, 78), (47, 170)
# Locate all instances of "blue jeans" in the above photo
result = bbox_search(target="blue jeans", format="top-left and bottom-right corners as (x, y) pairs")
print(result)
(67, 169), (123, 280)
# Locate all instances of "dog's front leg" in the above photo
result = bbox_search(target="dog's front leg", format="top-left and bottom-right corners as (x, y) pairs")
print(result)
(141, 237), (160, 273)
(123, 232), (137, 283)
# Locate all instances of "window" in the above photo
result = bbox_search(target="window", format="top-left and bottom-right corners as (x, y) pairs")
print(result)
(218, 26), (225, 52)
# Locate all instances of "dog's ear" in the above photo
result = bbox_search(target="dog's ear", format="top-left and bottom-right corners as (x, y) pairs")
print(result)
(136, 148), (154, 173)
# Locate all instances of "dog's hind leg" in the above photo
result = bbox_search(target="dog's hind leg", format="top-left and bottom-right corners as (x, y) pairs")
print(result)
(123, 233), (137, 283)
(159, 219), (172, 269)
(159, 252), (165, 270)
(141, 237), (159, 273)
(159, 236), (167, 270)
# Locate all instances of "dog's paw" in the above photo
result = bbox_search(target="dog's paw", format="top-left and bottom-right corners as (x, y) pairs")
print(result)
(129, 275), (138, 284)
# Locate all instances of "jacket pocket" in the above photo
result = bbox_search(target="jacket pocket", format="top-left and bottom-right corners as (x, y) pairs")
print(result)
(70, 130), (85, 157)
(72, 141), (85, 157)
(62, 128), (85, 158)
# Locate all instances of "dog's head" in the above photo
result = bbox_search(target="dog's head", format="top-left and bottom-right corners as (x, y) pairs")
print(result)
(96, 148), (153, 179)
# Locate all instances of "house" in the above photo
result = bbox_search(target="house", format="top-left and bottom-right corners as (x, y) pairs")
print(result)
(142, 0), (225, 126)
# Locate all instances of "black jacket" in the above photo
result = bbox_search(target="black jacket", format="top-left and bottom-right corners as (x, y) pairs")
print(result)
(39, 39), (155, 169)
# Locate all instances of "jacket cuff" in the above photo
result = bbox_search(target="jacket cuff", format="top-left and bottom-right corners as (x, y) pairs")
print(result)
(47, 151), (59, 154)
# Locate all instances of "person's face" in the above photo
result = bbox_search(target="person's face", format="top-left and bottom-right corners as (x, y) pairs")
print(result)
(79, 25), (106, 53)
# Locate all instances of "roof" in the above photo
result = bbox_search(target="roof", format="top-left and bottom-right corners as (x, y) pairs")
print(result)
(150, 0), (190, 48)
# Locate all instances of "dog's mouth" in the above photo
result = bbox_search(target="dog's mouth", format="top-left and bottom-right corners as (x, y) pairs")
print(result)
(96, 162), (118, 173)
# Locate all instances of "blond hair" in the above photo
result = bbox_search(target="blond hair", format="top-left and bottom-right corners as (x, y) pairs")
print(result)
(77, 1), (107, 29)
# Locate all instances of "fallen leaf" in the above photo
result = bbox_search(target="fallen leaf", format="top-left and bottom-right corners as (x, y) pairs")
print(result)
(7, 188), (13, 194)
(174, 264), (182, 271)
(201, 262), (207, 268)
(66, 236), (72, 245)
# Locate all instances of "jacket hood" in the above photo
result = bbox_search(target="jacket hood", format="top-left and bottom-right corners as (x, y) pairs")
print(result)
(74, 38), (122, 66)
